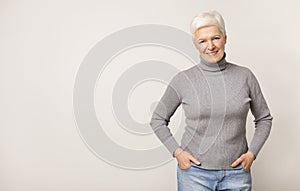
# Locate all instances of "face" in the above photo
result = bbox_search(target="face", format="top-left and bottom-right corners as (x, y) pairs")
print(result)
(194, 25), (226, 64)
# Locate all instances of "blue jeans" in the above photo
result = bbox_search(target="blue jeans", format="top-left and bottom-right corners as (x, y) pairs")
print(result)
(177, 165), (252, 191)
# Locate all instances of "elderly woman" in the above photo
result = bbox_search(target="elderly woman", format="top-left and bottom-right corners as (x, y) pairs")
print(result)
(150, 11), (273, 191)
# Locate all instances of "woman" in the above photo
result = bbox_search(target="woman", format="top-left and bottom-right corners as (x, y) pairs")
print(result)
(150, 11), (273, 190)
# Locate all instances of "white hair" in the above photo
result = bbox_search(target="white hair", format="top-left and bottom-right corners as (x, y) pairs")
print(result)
(190, 10), (226, 37)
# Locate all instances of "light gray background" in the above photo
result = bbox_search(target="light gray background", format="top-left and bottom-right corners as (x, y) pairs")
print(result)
(1, 0), (299, 190)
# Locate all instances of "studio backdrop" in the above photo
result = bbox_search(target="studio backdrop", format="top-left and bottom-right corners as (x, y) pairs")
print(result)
(1, 0), (299, 190)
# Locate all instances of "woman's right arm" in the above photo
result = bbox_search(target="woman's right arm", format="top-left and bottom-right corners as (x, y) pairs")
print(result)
(149, 73), (182, 156)
(149, 73), (200, 169)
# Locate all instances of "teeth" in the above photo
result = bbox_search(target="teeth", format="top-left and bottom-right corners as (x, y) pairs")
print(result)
(208, 51), (217, 56)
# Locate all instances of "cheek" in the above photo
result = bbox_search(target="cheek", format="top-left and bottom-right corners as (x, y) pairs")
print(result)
(217, 41), (226, 50)
(196, 45), (206, 53)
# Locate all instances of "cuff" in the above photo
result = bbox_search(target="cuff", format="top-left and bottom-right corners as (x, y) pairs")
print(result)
(163, 136), (180, 157)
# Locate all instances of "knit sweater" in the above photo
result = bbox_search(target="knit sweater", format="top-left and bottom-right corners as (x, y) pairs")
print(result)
(150, 54), (273, 170)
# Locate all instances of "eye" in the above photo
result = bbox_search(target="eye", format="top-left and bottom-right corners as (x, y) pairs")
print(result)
(198, 40), (205, 44)
(213, 36), (221, 41)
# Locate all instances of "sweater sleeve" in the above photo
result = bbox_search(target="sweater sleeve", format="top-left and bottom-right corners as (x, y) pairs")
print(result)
(150, 73), (183, 157)
(247, 70), (273, 157)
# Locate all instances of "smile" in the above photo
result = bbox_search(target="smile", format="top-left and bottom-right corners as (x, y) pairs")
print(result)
(206, 50), (218, 56)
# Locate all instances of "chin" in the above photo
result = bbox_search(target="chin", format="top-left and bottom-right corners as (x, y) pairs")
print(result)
(209, 55), (223, 63)
(204, 57), (220, 64)
(202, 52), (223, 64)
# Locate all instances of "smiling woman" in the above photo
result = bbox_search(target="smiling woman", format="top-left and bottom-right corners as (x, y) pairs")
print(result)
(150, 10), (273, 191)
(191, 11), (227, 64)
(194, 25), (226, 64)
(195, 25), (226, 63)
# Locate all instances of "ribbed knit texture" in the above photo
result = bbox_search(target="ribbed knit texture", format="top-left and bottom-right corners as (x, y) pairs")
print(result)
(150, 54), (273, 170)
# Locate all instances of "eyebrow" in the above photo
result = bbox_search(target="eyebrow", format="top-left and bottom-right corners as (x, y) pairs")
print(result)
(197, 35), (222, 41)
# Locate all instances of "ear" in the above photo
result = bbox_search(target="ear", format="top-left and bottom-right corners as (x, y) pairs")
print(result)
(193, 37), (197, 46)
(192, 37), (198, 48)
(224, 35), (227, 44)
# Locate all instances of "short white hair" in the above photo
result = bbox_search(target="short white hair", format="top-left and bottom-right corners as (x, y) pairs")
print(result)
(190, 10), (226, 36)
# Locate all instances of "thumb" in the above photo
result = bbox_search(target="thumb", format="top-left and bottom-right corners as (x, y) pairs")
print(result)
(231, 156), (243, 167)
(189, 155), (201, 165)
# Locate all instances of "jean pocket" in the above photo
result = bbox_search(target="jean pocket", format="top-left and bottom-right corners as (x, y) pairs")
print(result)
(241, 167), (250, 173)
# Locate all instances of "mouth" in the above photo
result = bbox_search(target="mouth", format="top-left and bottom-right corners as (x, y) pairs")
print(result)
(206, 50), (219, 56)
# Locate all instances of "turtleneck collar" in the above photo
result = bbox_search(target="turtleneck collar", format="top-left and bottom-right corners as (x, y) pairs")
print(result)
(198, 53), (228, 72)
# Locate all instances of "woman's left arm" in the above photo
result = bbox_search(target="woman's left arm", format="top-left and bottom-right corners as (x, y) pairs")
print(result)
(232, 69), (273, 170)
(247, 70), (273, 157)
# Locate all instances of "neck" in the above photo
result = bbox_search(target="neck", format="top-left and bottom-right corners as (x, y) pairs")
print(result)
(198, 53), (227, 72)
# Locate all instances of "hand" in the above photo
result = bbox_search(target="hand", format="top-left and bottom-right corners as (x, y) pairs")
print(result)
(174, 148), (201, 170)
(231, 151), (256, 172)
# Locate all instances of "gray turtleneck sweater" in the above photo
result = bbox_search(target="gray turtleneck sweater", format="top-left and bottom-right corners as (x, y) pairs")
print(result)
(150, 55), (273, 170)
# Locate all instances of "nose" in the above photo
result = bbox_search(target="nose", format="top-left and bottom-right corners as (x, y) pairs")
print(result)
(207, 40), (215, 50)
